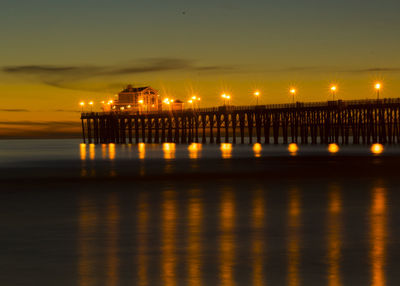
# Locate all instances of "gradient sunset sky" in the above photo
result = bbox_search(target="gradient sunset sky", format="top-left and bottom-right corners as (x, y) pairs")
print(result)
(1, 0), (400, 137)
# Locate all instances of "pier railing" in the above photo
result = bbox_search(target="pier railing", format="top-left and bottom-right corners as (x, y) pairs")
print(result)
(81, 98), (400, 117)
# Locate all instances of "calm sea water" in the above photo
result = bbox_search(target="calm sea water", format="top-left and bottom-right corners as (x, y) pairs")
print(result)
(1, 139), (400, 286)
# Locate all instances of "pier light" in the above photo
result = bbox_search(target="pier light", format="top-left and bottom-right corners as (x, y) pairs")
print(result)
(171, 99), (174, 103)
(79, 101), (85, 112)
(89, 101), (93, 112)
(254, 90), (260, 105)
(120, 106), (125, 111)
(330, 85), (337, 100)
(375, 83), (381, 100)
(221, 93), (227, 105)
(127, 105), (131, 108)
(290, 88), (296, 104)
(192, 95), (197, 100)
(138, 99), (144, 104)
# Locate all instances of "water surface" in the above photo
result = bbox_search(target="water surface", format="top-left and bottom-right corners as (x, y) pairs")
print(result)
(1, 140), (400, 286)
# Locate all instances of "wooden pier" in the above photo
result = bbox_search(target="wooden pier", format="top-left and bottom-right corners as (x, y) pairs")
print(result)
(81, 98), (400, 145)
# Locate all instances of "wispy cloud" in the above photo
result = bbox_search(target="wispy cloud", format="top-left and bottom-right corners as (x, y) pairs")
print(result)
(0, 121), (81, 139)
(2, 58), (235, 91)
(0, 109), (30, 112)
(0, 121), (80, 127)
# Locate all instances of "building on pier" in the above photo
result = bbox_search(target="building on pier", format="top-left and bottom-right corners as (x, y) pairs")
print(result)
(104, 85), (161, 112)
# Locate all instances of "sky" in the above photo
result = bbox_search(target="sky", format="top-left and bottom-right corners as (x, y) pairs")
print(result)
(1, 0), (400, 138)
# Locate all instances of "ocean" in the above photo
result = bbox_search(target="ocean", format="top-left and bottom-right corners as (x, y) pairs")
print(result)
(1, 139), (400, 285)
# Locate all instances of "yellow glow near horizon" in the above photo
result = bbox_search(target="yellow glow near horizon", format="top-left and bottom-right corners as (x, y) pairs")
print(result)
(220, 143), (232, 159)
(288, 143), (298, 154)
(371, 143), (384, 155)
(290, 88), (296, 94)
(89, 101), (93, 105)
(254, 90), (260, 96)
(80, 101), (85, 106)
(375, 83), (381, 90)
(331, 85), (337, 92)
(328, 143), (339, 154)
(253, 143), (262, 158)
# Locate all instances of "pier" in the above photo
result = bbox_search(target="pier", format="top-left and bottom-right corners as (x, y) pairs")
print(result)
(81, 98), (400, 145)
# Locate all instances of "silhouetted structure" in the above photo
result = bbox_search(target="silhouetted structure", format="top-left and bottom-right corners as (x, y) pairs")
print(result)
(81, 98), (400, 145)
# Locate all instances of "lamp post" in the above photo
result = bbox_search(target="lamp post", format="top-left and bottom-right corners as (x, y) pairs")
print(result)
(138, 99), (144, 113)
(330, 85), (337, 101)
(188, 99), (194, 109)
(221, 93), (227, 106)
(80, 101), (85, 112)
(375, 83), (381, 100)
(290, 89), (296, 104)
(254, 90), (260, 105)
(89, 101), (93, 112)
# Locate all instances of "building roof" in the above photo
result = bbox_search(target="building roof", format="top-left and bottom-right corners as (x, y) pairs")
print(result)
(120, 85), (150, 93)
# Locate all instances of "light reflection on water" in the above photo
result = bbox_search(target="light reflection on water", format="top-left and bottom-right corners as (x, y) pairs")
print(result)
(370, 185), (387, 286)
(78, 196), (98, 286)
(73, 142), (397, 165)
(163, 143), (176, 160)
(106, 193), (119, 286)
(252, 189), (265, 286)
(187, 189), (203, 286)
(188, 143), (202, 159)
(219, 188), (235, 286)
(327, 185), (342, 286)
(67, 180), (397, 285)
(162, 190), (177, 286)
(137, 192), (149, 286)
(220, 143), (232, 159)
(288, 188), (301, 286)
